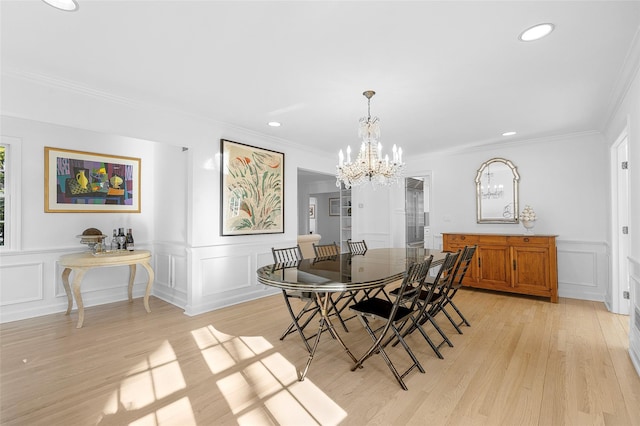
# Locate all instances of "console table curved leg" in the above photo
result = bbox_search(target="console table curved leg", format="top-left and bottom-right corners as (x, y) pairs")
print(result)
(128, 264), (137, 302)
(72, 268), (88, 328)
(61, 267), (73, 315)
(140, 261), (154, 313)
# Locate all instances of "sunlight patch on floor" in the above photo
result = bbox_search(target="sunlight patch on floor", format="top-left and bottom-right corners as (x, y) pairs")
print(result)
(101, 339), (190, 423)
(215, 351), (347, 424)
(101, 324), (347, 425)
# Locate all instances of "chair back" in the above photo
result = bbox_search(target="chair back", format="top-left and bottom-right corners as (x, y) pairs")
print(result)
(378, 257), (433, 331)
(431, 250), (460, 293)
(313, 242), (340, 258)
(272, 245), (303, 263)
(450, 245), (477, 290)
(347, 239), (368, 255)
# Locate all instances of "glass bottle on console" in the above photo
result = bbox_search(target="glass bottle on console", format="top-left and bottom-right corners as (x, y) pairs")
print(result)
(126, 229), (134, 251)
(111, 229), (118, 251)
(117, 228), (126, 250)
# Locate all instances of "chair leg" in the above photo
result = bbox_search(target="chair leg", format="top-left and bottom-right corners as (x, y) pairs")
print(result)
(448, 298), (471, 327)
(328, 295), (349, 333)
(440, 303), (464, 334)
(427, 313), (454, 349)
(279, 291), (320, 353)
(352, 316), (422, 391)
(407, 317), (445, 359)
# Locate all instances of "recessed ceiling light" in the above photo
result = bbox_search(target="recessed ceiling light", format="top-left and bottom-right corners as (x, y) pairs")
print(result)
(502, 131), (517, 136)
(268, 121), (281, 127)
(41, 0), (79, 11)
(519, 23), (554, 42)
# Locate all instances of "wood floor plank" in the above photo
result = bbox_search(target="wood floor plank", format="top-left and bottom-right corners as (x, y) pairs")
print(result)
(2, 289), (640, 425)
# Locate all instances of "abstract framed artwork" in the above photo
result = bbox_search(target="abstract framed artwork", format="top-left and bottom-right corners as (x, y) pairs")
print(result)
(44, 147), (141, 213)
(220, 139), (284, 235)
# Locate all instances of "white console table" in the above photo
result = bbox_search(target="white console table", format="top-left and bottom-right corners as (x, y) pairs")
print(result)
(59, 250), (154, 328)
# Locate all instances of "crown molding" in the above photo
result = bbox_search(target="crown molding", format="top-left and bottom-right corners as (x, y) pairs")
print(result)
(2, 67), (332, 158)
(421, 129), (602, 158)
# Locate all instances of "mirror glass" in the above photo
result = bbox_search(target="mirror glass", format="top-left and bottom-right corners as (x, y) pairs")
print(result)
(475, 158), (520, 223)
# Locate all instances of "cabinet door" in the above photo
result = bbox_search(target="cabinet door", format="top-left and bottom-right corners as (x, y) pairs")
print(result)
(511, 246), (551, 297)
(476, 245), (511, 289)
(442, 235), (478, 285)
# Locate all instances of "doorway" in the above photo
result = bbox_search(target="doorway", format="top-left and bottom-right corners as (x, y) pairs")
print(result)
(297, 169), (339, 242)
(405, 174), (432, 248)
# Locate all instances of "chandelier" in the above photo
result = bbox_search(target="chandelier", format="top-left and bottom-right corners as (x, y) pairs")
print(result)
(481, 167), (504, 199)
(336, 91), (405, 189)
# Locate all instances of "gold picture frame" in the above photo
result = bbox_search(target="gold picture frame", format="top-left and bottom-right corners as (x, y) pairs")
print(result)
(44, 147), (141, 213)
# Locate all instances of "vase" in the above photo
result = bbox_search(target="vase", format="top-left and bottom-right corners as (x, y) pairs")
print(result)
(522, 220), (535, 235)
(75, 170), (88, 189)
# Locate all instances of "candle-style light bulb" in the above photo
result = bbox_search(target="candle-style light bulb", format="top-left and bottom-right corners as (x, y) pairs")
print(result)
(398, 147), (403, 163)
(346, 145), (351, 163)
(392, 144), (398, 162)
(339, 150), (344, 166)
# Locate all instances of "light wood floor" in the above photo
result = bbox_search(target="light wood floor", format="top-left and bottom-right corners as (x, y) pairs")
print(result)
(1, 288), (639, 425)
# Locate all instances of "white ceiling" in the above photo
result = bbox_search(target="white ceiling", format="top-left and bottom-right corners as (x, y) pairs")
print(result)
(2, 1), (640, 158)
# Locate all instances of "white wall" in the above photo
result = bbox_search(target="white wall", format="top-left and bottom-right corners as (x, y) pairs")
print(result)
(0, 116), (162, 322)
(355, 131), (611, 302)
(0, 71), (338, 321)
(1, 62), (636, 333)
(604, 56), (640, 376)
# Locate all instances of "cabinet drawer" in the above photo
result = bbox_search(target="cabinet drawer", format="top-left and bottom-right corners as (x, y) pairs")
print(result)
(478, 235), (508, 245)
(507, 236), (551, 246)
(443, 234), (479, 244)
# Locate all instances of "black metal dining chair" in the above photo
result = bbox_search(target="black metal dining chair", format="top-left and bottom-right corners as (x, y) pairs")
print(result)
(313, 241), (359, 332)
(347, 239), (368, 255)
(393, 251), (460, 359)
(349, 257), (433, 390)
(312, 241), (340, 258)
(272, 245), (319, 352)
(439, 245), (476, 334)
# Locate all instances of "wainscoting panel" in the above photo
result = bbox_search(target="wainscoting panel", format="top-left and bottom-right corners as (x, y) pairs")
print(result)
(0, 262), (44, 306)
(201, 254), (252, 296)
(184, 243), (282, 316)
(556, 240), (608, 301)
(1, 247), (152, 323)
(151, 242), (188, 309)
(433, 235), (608, 302)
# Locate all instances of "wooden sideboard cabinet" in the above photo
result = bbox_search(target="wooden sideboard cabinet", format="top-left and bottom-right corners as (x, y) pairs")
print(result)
(442, 233), (558, 303)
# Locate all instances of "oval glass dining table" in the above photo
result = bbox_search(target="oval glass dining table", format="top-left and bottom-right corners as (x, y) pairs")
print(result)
(256, 247), (447, 380)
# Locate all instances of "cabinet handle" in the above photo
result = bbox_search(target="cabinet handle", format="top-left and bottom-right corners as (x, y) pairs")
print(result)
(478, 257), (481, 267)
(461, 236), (466, 240)
(513, 259), (517, 270)
(524, 238), (530, 242)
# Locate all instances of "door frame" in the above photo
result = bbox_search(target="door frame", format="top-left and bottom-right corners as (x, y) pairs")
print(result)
(610, 125), (630, 315)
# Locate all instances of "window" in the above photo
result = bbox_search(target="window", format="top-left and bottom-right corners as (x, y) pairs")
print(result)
(0, 136), (21, 251)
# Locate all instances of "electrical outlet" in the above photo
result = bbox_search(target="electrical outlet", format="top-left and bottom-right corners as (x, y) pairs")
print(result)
(623, 291), (630, 299)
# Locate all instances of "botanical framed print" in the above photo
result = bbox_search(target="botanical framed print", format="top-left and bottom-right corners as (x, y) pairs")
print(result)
(220, 139), (284, 235)
(329, 198), (340, 216)
(44, 147), (141, 213)
(309, 204), (316, 219)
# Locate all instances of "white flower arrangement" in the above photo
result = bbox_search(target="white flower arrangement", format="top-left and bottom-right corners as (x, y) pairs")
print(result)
(519, 205), (537, 222)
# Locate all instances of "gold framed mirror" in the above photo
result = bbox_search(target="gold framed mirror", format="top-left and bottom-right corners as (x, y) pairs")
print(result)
(475, 158), (520, 223)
